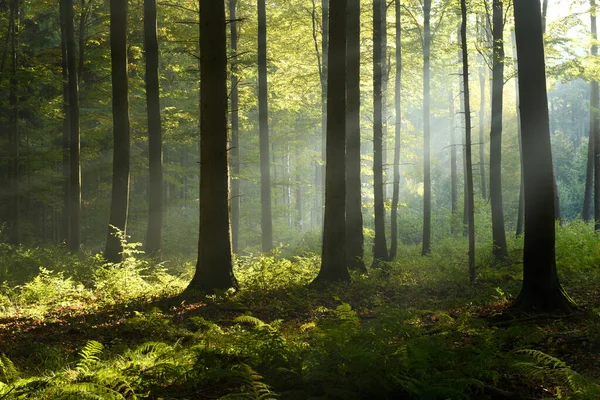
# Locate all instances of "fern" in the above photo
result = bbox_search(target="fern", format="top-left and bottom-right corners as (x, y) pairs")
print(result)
(76, 341), (104, 374)
(234, 315), (266, 327)
(0, 354), (18, 384)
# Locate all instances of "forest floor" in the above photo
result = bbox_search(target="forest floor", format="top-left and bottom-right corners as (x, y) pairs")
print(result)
(0, 240), (599, 399)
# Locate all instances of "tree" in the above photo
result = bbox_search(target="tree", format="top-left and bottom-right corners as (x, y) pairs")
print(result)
(461, 0), (475, 283)
(186, 0), (237, 293)
(229, 0), (240, 253)
(390, 0), (402, 258)
(476, 15), (488, 201)
(512, 0), (575, 312)
(489, 0), (508, 259)
(422, 0), (432, 255)
(584, 0), (598, 223)
(258, 0), (273, 252)
(8, 0), (20, 246)
(373, 0), (389, 264)
(512, 30), (525, 237)
(312, 0), (350, 283)
(59, 0), (70, 245)
(449, 90), (458, 224)
(345, 0), (366, 272)
(105, 0), (131, 264)
(144, 0), (164, 257)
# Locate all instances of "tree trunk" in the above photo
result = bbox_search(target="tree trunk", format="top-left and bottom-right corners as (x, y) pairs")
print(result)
(105, 0), (131, 264)
(461, 0), (476, 284)
(449, 90), (458, 227)
(512, 0), (575, 312)
(186, 0), (237, 293)
(390, 0), (402, 258)
(59, 0), (70, 245)
(144, 0), (163, 256)
(458, 24), (468, 235)
(8, 0), (20, 246)
(584, 0), (597, 223)
(313, 0), (350, 284)
(477, 15), (488, 201)
(78, 0), (86, 83)
(345, 0), (366, 272)
(258, 0), (273, 252)
(422, 0), (432, 255)
(373, 0), (389, 264)
(489, 0), (508, 259)
(512, 30), (525, 236)
(230, 0), (240, 253)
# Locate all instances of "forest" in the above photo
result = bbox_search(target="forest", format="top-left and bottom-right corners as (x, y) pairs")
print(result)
(0, 0), (599, 398)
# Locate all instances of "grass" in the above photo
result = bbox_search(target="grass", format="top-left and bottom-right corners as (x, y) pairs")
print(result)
(0, 223), (598, 399)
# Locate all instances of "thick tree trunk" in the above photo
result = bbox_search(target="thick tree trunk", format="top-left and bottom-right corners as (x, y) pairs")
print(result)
(313, 0), (350, 284)
(230, 0), (240, 253)
(144, 0), (163, 256)
(461, 0), (476, 284)
(105, 0), (131, 263)
(186, 0), (237, 293)
(390, 0), (402, 258)
(8, 0), (20, 246)
(489, 0), (508, 259)
(59, 0), (70, 245)
(422, 0), (432, 255)
(584, 0), (597, 223)
(345, 0), (366, 272)
(258, 0), (273, 252)
(513, 0), (575, 312)
(373, 0), (389, 264)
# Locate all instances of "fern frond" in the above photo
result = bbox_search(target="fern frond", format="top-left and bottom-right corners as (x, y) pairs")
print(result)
(234, 315), (266, 327)
(76, 341), (104, 373)
(53, 382), (128, 399)
(0, 353), (18, 384)
(517, 349), (566, 369)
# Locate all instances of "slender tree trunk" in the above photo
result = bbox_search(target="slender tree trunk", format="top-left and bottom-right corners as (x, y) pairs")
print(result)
(584, 0), (597, 223)
(422, 0), (432, 255)
(461, 0), (476, 283)
(512, 30), (525, 236)
(381, 1), (388, 200)
(258, 0), (273, 252)
(345, 0), (366, 272)
(321, 0), (328, 226)
(390, 0), (402, 258)
(512, 0), (574, 312)
(144, 0), (163, 256)
(78, 0), (86, 83)
(59, 0), (70, 245)
(105, 0), (131, 263)
(477, 15), (488, 201)
(449, 90), (458, 222)
(313, 0), (350, 284)
(373, 0), (389, 264)
(459, 24), (468, 235)
(489, 0), (508, 259)
(186, 0), (237, 293)
(8, 0), (20, 246)
(230, 0), (240, 253)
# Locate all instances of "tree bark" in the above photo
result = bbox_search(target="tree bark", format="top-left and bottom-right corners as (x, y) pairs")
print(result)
(144, 0), (163, 256)
(422, 0), (432, 255)
(373, 0), (389, 264)
(345, 0), (366, 272)
(390, 0), (402, 258)
(449, 90), (458, 224)
(461, 0), (476, 284)
(584, 0), (598, 223)
(59, 0), (70, 245)
(313, 0), (350, 284)
(512, 0), (575, 312)
(258, 0), (273, 252)
(477, 15), (488, 201)
(230, 0), (240, 253)
(512, 30), (525, 237)
(105, 0), (131, 263)
(186, 0), (237, 293)
(489, 0), (508, 259)
(8, 0), (20, 246)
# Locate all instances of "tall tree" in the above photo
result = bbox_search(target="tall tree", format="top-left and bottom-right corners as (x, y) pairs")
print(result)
(461, 0), (475, 283)
(65, 0), (81, 252)
(8, 0), (19, 246)
(584, 0), (598, 223)
(512, 0), (575, 312)
(346, 0), (366, 272)
(186, 0), (237, 293)
(313, 0), (350, 283)
(449, 90), (458, 223)
(373, 0), (389, 264)
(512, 30), (525, 236)
(422, 0), (432, 255)
(229, 0), (240, 253)
(105, 0), (131, 263)
(258, 0), (273, 252)
(489, 0), (508, 259)
(144, 0), (163, 256)
(390, 0), (402, 258)
(59, 0), (70, 245)
(477, 15), (488, 201)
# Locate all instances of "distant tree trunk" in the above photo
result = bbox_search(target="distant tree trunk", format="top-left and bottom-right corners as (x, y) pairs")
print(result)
(8, 0), (20, 246)
(78, 0), (87, 83)
(373, 0), (389, 264)
(258, 0), (273, 252)
(186, 0), (237, 293)
(489, 0), (508, 260)
(449, 90), (458, 220)
(345, 0), (366, 272)
(513, 30), (525, 236)
(584, 0), (598, 223)
(512, 0), (575, 312)
(230, 0), (240, 253)
(422, 0), (432, 255)
(144, 0), (163, 256)
(390, 0), (402, 258)
(381, 0), (388, 200)
(59, 0), (70, 245)
(66, 0), (81, 252)
(541, 0), (548, 33)
(477, 15), (488, 201)
(461, 0), (476, 283)
(105, 0), (131, 263)
(458, 24), (468, 235)
(313, 0), (350, 284)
